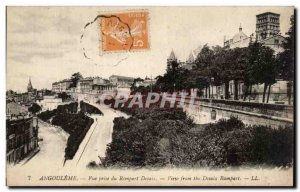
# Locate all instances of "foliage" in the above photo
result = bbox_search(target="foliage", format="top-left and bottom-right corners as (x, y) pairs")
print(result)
(103, 107), (193, 167)
(278, 14), (294, 81)
(38, 102), (96, 160)
(277, 14), (294, 104)
(51, 110), (94, 160)
(57, 102), (77, 113)
(70, 72), (83, 88)
(28, 103), (42, 114)
(57, 92), (71, 102)
(154, 38), (290, 102)
(37, 109), (57, 122)
(103, 113), (293, 168)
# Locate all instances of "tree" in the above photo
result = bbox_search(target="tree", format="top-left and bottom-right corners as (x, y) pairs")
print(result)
(28, 103), (41, 114)
(58, 92), (71, 101)
(278, 14), (294, 104)
(211, 48), (231, 99)
(70, 72), (83, 88)
(247, 42), (278, 103)
(230, 48), (247, 100)
(131, 77), (144, 90)
(194, 45), (215, 98)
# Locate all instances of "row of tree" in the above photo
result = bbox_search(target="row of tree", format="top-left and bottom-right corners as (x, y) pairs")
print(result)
(155, 15), (294, 104)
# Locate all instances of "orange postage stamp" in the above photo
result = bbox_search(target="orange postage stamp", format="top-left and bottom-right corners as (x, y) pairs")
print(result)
(100, 11), (149, 52)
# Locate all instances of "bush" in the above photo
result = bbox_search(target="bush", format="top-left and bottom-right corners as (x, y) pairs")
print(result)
(249, 125), (293, 166)
(28, 103), (42, 114)
(102, 107), (194, 167)
(57, 92), (71, 102)
(56, 102), (78, 114)
(53, 111), (94, 160)
(37, 109), (57, 122)
(103, 114), (293, 168)
(38, 102), (95, 160)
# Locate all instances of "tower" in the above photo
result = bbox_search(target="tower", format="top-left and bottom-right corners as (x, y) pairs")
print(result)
(186, 52), (195, 64)
(167, 49), (177, 70)
(256, 12), (280, 41)
(27, 77), (33, 92)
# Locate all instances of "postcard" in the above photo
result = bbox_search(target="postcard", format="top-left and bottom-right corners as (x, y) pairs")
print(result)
(6, 6), (295, 187)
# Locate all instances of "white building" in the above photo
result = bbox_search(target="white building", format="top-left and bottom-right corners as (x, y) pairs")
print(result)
(37, 95), (63, 111)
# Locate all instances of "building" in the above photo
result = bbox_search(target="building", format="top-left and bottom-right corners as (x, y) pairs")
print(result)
(6, 102), (39, 165)
(52, 79), (73, 93)
(52, 76), (115, 94)
(109, 75), (135, 88)
(36, 89), (53, 100)
(256, 12), (285, 54)
(6, 117), (39, 164)
(25, 78), (37, 105)
(76, 77), (93, 93)
(256, 12), (280, 41)
(6, 102), (29, 117)
(167, 49), (177, 70)
(224, 24), (252, 49)
(36, 95), (63, 111)
(224, 12), (285, 53)
(135, 76), (157, 88)
(167, 50), (197, 71)
(181, 52), (197, 70)
(202, 12), (290, 103)
(76, 77), (115, 93)
(27, 77), (33, 92)
(92, 77), (115, 92)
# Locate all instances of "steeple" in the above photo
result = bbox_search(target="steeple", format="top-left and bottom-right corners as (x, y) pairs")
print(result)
(168, 49), (176, 61)
(167, 49), (178, 71)
(239, 23), (242, 32)
(27, 77), (33, 92)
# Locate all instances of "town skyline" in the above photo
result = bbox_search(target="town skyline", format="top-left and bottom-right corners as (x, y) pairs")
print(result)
(7, 7), (293, 92)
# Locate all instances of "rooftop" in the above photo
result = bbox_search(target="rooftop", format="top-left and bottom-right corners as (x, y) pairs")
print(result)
(109, 75), (135, 80)
(256, 12), (280, 17)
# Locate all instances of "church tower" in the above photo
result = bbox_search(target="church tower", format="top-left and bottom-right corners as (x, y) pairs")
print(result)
(27, 77), (33, 92)
(186, 52), (195, 64)
(256, 12), (280, 41)
(167, 49), (177, 70)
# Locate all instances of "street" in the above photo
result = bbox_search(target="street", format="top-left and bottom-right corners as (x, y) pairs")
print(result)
(7, 119), (69, 173)
(64, 101), (129, 168)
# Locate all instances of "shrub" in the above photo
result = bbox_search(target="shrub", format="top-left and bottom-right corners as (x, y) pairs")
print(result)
(38, 102), (95, 160)
(37, 109), (57, 122)
(54, 111), (94, 160)
(103, 114), (293, 168)
(249, 125), (293, 166)
(28, 103), (42, 114)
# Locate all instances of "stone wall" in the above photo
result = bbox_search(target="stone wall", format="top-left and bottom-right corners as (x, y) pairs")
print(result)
(195, 98), (293, 119)
(183, 98), (293, 129)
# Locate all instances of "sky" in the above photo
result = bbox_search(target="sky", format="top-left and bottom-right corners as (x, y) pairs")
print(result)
(7, 6), (294, 92)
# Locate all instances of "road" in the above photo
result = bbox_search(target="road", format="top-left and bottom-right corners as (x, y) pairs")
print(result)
(8, 120), (69, 172)
(64, 102), (129, 168)
(8, 95), (128, 170)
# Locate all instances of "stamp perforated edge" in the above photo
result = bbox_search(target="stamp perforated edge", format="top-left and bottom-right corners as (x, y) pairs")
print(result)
(96, 9), (151, 55)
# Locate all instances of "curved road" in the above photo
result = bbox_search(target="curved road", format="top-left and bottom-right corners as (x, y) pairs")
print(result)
(65, 99), (129, 168)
